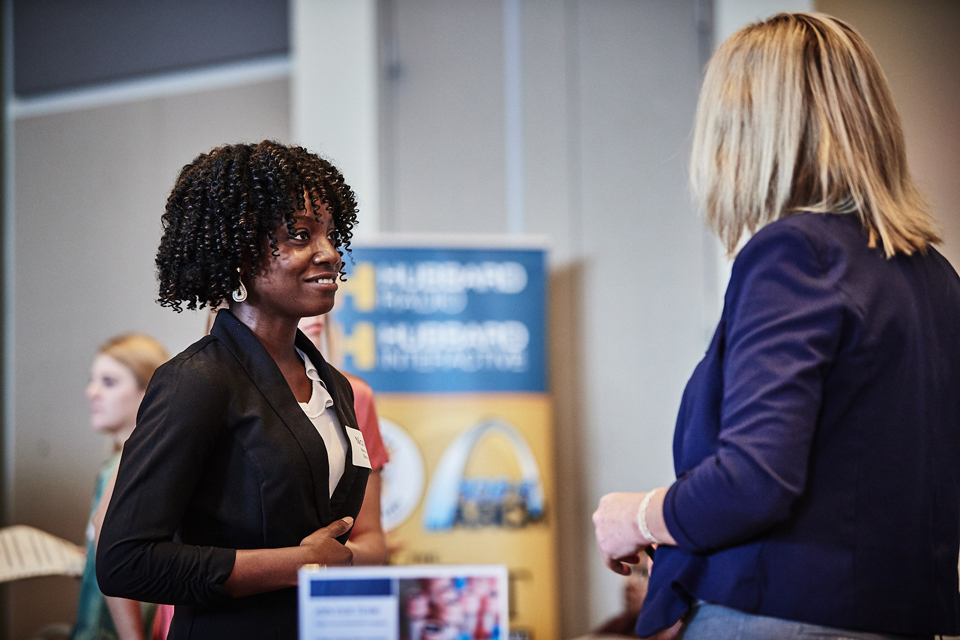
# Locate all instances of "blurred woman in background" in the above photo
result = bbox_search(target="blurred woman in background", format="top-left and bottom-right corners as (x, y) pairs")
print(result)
(72, 334), (168, 640)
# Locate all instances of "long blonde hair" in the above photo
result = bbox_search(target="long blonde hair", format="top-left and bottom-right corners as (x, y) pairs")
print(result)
(690, 12), (939, 257)
(305, 313), (345, 367)
(98, 334), (169, 390)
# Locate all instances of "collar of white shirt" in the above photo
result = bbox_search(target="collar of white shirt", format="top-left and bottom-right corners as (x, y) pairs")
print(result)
(294, 347), (347, 497)
(295, 347), (334, 419)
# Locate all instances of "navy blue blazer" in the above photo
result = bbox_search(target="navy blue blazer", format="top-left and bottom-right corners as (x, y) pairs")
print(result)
(97, 310), (370, 640)
(638, 213), (960, 636)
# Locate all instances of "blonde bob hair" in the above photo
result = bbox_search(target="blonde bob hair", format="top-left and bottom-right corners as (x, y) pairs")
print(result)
(98, 334), (169, 390)
(691, 12), (939, 257)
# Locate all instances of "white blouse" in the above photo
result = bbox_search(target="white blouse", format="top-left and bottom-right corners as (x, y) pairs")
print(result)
(295, 348), (348, 497)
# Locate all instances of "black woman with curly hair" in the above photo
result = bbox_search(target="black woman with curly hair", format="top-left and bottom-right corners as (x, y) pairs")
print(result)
(97, 141), (384, 640)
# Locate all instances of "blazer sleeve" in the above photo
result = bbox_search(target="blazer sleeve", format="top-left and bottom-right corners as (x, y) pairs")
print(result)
(663, 225), (845, 553)
(96, 353), (236, 605)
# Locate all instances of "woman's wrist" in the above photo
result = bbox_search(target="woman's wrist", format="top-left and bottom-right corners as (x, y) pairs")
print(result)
(637, 488), (664, 545)
(227, 546), (310, 596)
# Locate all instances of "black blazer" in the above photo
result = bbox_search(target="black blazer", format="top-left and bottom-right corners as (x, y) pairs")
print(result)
(97, 310), (370, 640)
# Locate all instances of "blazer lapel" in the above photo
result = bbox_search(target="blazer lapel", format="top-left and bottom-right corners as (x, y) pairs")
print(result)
(294, 331), (364, 515)
(211, 311), (334, 525)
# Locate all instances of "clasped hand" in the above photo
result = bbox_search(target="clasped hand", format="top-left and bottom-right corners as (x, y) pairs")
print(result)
(300, 516), (354, 567)
(592, 492), (649, 576)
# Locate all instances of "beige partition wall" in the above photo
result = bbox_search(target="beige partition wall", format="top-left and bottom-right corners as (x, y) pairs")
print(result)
(8, 78), (290, 640)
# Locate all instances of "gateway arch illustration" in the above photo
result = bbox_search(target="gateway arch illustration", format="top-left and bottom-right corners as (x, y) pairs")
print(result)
(422, 419), (544, 531)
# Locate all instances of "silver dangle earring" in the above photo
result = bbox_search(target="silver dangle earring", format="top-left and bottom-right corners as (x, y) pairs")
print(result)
(232, 270), (248, 302)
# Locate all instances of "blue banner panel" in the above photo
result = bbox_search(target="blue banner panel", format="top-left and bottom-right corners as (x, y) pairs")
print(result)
(335, 245), (547, 393)
(310, 578), (393, 597)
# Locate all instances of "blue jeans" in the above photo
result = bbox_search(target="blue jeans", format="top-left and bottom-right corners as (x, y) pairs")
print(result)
(681, 602), (934, 640)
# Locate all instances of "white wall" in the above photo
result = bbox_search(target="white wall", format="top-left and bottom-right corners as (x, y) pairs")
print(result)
(716, 0), (813, 42)
(291, 0), (380, 238)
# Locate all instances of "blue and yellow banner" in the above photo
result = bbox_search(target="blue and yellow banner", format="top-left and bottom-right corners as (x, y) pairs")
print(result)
(336, 246), (546, 393)
(336, 243), (558, 640)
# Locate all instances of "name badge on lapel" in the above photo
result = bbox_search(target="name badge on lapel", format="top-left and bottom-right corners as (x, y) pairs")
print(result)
(345, 427), (372, 469)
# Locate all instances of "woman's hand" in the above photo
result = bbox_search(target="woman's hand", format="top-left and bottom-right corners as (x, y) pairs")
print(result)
(225, 516), (355, 598)
(301, 517), (355, 567)
(593, 492), (649, 575)
(593, 488), (676, 575)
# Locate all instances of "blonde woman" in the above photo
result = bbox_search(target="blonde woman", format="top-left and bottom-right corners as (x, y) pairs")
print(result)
(73, 334), (169, 640)
(593, 13), (960, 639)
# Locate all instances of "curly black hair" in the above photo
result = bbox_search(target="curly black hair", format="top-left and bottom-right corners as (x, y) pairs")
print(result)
(156, 140), (358, 312)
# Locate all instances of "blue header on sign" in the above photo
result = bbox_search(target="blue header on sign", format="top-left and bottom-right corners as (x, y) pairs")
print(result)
(310, 578), (393, 597)
(334, 246), (547, 393)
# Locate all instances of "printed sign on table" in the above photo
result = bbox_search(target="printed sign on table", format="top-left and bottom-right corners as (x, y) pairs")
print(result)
(298, 564), (508, 640)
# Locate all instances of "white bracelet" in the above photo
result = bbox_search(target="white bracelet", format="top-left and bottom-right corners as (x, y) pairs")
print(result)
(637, 489), (663, 545)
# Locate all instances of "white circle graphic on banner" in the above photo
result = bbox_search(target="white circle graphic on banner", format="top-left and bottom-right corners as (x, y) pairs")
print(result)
(379, 418), (426, 532)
